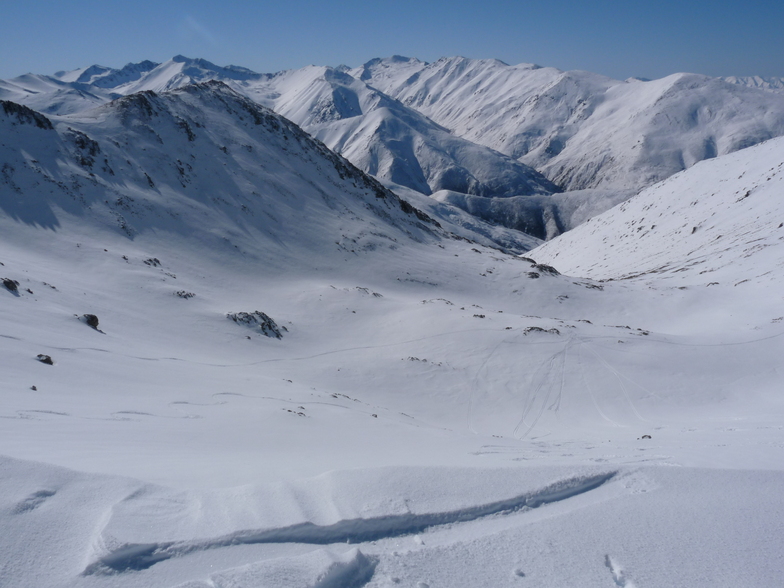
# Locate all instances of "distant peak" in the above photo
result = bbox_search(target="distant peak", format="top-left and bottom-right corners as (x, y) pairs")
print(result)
(361, 56), (424, 68)
(128, 59), (159, 70)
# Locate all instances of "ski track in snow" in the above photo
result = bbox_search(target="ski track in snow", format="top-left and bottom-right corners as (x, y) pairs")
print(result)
(513, 339), (572, 439)
(84, 472), (616, 575)
(577, 343), (625, 428)
(578, 341), (650, 423)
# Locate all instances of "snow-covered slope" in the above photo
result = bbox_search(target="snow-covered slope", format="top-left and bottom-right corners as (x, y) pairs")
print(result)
(358, 56), (784, 191)
(431, 187), (634, 240)
(721, 75), (784, 92)
(530, 134), (784, 287)
(53, 60), (159, 87)
(239, 65), (558, 198)
(1, 58), (558, 203)
(2, 78), (784, 586)
(0, 74), (110, 115)
(10, 54), (784, 241)
(0, 84), (438, 264)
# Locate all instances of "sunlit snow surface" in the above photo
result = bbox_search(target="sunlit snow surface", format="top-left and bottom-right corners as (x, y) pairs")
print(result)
(8, 55), (784, 239)
(1, 87), (783, 587)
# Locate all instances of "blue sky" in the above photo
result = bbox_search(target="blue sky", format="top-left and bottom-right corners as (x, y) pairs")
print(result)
(1, 0), (782, 80)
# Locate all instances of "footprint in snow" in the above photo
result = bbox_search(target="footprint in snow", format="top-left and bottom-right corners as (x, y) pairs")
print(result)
(12, 489), (56, 514)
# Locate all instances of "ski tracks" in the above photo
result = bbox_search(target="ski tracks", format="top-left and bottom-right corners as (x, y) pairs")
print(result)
(513, 339), (572, 439)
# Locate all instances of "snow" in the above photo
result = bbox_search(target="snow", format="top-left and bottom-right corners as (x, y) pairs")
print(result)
(530, 134), (784, 286)
(359, 56), (784, 191)
(1, 68), (783, 587)
(10, 54), (784, 239)
(722, 75), (784, 92)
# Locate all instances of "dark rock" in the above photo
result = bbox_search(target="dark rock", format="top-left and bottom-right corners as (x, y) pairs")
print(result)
(227, 311), (283, 339)
(523, 326), (561, 335)
(3, 278), (19, 292)
(83, 314), (100, 329)
(533, 263), (560, 276)
(36, 354), (53, 365)
(1, 100), (54, 130)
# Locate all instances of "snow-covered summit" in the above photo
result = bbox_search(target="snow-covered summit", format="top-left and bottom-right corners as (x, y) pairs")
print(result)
(5, 54), (784, 240)
(721, 75), (784, 92)
(106, 56), (269, 94)
(0, 81), (439, 264)
(54, 60), (159, 87)
(234, 64), (559, 200)
(360, 56), (784, 191)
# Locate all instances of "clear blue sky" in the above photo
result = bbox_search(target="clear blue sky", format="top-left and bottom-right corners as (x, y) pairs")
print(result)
(1, 0), (782, 80)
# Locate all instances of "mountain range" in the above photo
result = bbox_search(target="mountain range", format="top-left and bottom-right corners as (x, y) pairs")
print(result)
(1, 54), (783, 588)
(5, 55), (784, 239)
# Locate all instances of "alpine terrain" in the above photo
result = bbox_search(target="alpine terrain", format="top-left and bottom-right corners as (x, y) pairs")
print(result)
(6, 54), (784, 238)
(0, 55), (782, 588)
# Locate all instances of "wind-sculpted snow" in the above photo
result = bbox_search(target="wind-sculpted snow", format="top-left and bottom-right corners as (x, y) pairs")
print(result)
(84, 472), (615, 574)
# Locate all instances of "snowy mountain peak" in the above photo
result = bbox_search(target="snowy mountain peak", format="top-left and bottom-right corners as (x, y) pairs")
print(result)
(2, 80), (440, 262)
(721, 75), (784, 92)
(353, 56), (428, 82)
(87, 60), (160, 88)
(53, 60), (160, 88)
(168, 55), (258, 79)
(361, 55), (784, 192)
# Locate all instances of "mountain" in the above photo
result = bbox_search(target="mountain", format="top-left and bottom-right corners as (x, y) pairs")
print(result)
(721, 75), (784, 92)
(1, 57), (560, 232)
(0, 83), (442, 265)
(236, 65), (559, 199)
(530, 134), (784, 287)
(8, 55), (784, 241)
(0, 73), (110, 115)
(2, 71), (784, 587)
(357, 56), (784, 192)
(53, 60), (159, 87)
(105, 55), (266, 94)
